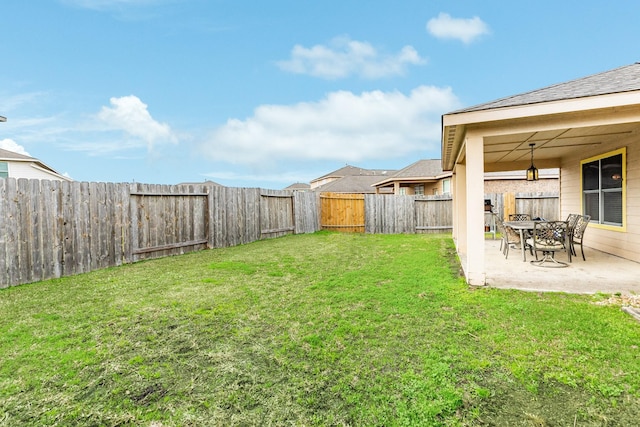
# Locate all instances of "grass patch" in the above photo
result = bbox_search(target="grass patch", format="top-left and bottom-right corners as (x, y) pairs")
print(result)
(1, 232), (639, 426)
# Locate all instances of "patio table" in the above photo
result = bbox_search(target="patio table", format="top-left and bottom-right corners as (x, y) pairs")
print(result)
(504, 220), (535, 261)
(505, 220), (572, 263)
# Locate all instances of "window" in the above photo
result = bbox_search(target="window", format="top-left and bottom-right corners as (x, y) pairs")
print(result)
(414, 184), (424, 195)
(0, 162), (7, 178)
(581, 148), (625, 228)
(442, 178), (451, 195)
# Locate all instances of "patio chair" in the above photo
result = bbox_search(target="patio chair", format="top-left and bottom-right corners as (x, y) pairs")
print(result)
(494, 214), (505, 252)
(495, 215), (527, 259)
(569, 215), (591, 261)
(527, 221), (571, 268)
(509, 213), (531, 221)
(566, 213), (580, 230)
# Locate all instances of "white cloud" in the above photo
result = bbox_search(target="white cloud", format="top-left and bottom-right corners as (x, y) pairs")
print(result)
(96, 95), (177, 150)
(427, 13), (490, 44)
(200, 86), (460, 168)
(277, 36), (426, 79)
(0, 139), (30, 156)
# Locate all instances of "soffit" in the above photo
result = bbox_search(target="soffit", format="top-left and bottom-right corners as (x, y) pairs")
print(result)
(483, 121), (640, 165)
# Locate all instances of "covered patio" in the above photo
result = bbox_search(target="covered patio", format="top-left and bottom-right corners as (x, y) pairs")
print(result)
(478, 239), (640, 296)
(442, 63), (640, 289)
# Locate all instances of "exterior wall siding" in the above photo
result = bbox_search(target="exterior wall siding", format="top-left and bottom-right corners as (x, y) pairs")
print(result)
(8, 162), (67, 181)
(560, 132), (640, 263)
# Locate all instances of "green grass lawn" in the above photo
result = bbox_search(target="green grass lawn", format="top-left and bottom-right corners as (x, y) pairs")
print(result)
(1, 232), (639, 426)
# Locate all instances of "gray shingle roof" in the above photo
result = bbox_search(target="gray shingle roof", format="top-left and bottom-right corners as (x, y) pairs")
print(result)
(311, 165), (394, 182)
(284, 182), (311, 190)
(388, 159), (445, 178)
(0, 148), (35, 161)
(452, 62), (640, 114)
(314, 175), (390, 193)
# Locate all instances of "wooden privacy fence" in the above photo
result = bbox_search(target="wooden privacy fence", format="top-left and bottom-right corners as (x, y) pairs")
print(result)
(2, 179), (554, 289)
(321, 193), (453, 234)
(365, 194), (453, 234)
(485, 192), (560, 221)
(0, 178), (321, 288)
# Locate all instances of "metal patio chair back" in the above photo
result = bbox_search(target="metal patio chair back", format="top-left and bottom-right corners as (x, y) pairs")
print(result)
(528, 220), (570, 268)
(566, 213), (580, 230)
(570, 215), (591, 261)
(509, 213), (531, 221)
(495, 215), (522, 259)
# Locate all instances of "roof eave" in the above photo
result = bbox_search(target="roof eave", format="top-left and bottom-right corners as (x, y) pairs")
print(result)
(441, 90), (640, 171)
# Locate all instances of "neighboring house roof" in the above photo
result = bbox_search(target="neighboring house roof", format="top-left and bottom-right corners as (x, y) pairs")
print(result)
(373, 159), (451, 188)
(0, 148), (33, 162)
(314, 175), (393, 194)
(373, 159), (559, 191)
(452, 62), (640, 114)
(312, 165), (392, 180)
(179, 180), (223, 187)
(284, 182), (311, 191)
(0, 148), (72, 181)
(310, 164), (394, 187)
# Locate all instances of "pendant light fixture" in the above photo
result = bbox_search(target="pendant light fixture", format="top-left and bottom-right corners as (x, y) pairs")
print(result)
(526, 143), (539, 181)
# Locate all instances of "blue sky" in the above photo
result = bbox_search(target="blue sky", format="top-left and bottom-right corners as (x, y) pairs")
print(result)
(1, 1), (639, 188)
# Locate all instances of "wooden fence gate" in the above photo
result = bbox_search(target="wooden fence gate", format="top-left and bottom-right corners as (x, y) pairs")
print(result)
(130, 187), (209, 261)
(320, 192), (365, 233)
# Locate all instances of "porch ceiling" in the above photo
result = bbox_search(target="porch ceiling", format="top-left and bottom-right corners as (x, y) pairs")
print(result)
(483, 121), (640, 166)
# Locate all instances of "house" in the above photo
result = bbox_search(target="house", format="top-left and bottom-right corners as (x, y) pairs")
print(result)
(310, 165), (395, 190)
(284, 182), (311, 192)
(0, 148), (71, 181)
(372, 159), (452, 195)
(310, 165), (396, 194)
(314, 174), (394, 194)
(179, 180), (223, 187)
(441, 62), (640, 286)
(372, 158), (559, 196)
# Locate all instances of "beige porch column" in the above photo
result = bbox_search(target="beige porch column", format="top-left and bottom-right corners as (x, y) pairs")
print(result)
(451, 172), (459, 243)
(453, 164), (466, 253)
(464, 135), (486, 286)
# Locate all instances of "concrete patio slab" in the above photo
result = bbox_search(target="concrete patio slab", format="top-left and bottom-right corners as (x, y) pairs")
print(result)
(476, 239), (640, 296)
